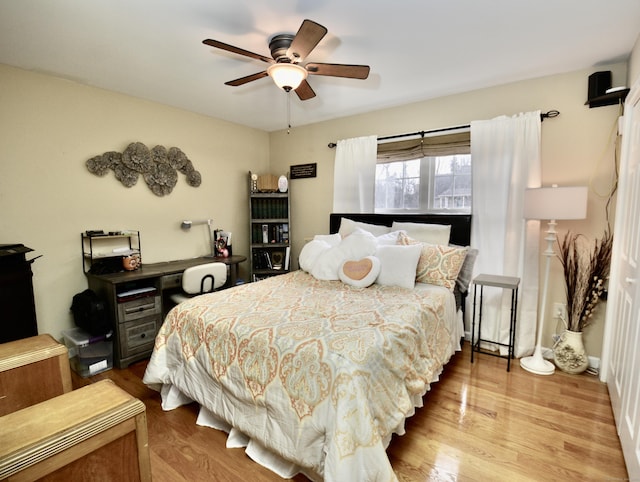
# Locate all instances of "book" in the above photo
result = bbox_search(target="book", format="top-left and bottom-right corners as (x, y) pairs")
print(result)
(264, 251), (272, 269)
(284, 246), (291, 270)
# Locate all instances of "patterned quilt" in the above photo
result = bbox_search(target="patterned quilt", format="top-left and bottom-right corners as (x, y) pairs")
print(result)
(143, 270), (459, 481)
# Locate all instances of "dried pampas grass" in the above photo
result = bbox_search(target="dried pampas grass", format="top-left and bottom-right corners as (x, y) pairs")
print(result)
(557, 230), (613, 332)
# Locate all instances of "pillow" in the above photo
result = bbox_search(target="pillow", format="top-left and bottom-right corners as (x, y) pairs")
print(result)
(398, 232), (468, 290)
(374, 244), (422, 289)
(339, 229), (378, 257)
(311, 229), (378, 280)
(339, 218), (391, 237)
(313, 233), (342, 247)
(339, 256), (381, 288)
(391, 221), (451, 245)
(376, 230), (405, 246)
(299, 239), (331, 273)
(311, 246), (349, 280)
(455, 248), (478, 293)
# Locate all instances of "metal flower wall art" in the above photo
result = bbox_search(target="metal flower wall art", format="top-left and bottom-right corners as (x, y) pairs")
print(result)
(86, 142), (202, 196)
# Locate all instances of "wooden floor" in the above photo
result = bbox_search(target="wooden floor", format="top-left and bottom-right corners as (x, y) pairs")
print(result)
(75, 343), (628, 481)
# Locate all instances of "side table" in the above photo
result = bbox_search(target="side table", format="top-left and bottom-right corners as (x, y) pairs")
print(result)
(470, 273), (520, 371)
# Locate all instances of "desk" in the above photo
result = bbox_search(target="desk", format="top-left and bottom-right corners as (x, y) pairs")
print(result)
(470, 273), (520, 372)
(86, 255), (246, 368)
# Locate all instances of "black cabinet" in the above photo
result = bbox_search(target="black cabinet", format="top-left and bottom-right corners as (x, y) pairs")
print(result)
(0, 244), (38, 343)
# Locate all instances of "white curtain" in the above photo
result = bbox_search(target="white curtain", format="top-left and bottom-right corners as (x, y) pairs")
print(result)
(333, 135), (377, 212)
(470, 111), (541, 357)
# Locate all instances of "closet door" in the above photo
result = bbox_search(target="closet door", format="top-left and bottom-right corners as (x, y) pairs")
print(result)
(603, 81), (640, 480)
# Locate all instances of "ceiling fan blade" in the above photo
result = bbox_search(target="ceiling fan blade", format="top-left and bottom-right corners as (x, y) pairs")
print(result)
(306, 62), (370, 79)
(295, 80), (316, 101)
(287, 19), (328, 62)
(225, 71), (269, 87)
(203, 39), (274, 64)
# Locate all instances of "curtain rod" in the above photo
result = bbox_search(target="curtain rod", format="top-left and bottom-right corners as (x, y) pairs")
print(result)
(327, 110), (560, 148)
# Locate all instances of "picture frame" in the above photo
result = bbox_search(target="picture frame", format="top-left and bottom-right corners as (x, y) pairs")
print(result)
(270, 250), (285, 270)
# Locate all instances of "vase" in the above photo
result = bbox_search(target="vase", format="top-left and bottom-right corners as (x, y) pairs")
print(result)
(553, 330), (589, 374)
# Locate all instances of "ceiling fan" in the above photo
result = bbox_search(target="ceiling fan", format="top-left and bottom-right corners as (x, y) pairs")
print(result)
(202, 19), (370, 101)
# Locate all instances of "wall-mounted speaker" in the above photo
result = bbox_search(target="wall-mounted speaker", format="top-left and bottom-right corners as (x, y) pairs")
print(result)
(587, 71), (611, 100)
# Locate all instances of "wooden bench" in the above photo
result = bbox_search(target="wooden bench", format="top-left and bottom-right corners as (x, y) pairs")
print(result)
(0, 379), (151, 481)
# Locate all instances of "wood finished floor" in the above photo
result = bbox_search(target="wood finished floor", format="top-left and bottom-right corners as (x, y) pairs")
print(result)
(75, 342), (628, 481)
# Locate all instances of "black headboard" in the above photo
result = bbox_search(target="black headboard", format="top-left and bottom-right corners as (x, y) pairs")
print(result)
(330, 213), (472, 246)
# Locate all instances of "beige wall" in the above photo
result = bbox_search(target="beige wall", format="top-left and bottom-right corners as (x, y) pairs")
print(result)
(269, 63), (628, 359)
(1, 59), (632, 360)
(0, 64), (269, 340)
(629, 32), (640, 89)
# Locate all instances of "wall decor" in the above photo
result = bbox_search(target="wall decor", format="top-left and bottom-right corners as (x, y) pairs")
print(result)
(86, 143), (202, 196)
(290, 163), (317, 179)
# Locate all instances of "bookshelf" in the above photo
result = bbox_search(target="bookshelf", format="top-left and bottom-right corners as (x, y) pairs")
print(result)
(248, 171), (291, 282)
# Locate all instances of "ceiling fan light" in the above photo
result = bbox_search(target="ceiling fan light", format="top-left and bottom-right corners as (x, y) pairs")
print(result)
(267, 63), (308, 91)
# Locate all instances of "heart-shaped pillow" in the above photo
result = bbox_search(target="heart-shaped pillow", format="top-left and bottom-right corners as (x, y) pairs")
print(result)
(339, 256), (381, 288)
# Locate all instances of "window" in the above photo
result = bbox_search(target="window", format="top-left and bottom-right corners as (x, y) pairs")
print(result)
(374, 131), (471, 213)
(375, 159), (421, 210)
(433, 154), (472, 209)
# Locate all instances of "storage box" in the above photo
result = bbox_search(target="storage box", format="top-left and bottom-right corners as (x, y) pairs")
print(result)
(62, 327), (113, 377)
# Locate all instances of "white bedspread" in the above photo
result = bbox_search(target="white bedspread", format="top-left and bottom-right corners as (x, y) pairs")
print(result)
(143, 270), (460, 481)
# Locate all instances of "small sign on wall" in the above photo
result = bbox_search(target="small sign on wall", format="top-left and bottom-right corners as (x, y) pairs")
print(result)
(290, 163), (317, 179)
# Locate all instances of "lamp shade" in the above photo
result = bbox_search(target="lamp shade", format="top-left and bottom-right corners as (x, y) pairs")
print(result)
(523, 186), (588, 220)
(267, 63), (308, 91)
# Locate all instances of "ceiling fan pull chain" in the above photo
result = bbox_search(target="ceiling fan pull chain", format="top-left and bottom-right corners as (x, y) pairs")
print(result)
(287, 93), (292, 134)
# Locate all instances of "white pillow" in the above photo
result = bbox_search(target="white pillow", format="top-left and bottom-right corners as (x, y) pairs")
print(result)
(342, 229), (378, 254)
(313, 233), (342, 247)
(376, 230), (405, 245)
(374, 244), (422, 289)
(311, 229), (378, 280)
(299, 239), (331, 273)
(311, 246), (349, 280)
(339, 218), (391, 237)
(391, 221), (451, 245)
(339, 256), (381, 288)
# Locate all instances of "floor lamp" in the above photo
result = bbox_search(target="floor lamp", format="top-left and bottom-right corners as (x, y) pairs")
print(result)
(520, 185), (588, 375)
(180, 219), (215, 258)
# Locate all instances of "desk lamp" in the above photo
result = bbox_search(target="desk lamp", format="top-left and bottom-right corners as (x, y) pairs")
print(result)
(521, 185), (587, 375)
(180, 219), (215, 258)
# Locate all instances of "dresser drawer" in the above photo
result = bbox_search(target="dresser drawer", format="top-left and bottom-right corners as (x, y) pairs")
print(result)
(118, 316), (160, 359)
(160, 273), (182, 290)
(117, 295), (161, 322)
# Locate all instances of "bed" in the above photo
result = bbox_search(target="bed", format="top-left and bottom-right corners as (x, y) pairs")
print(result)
(143, 213), (473, 481)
